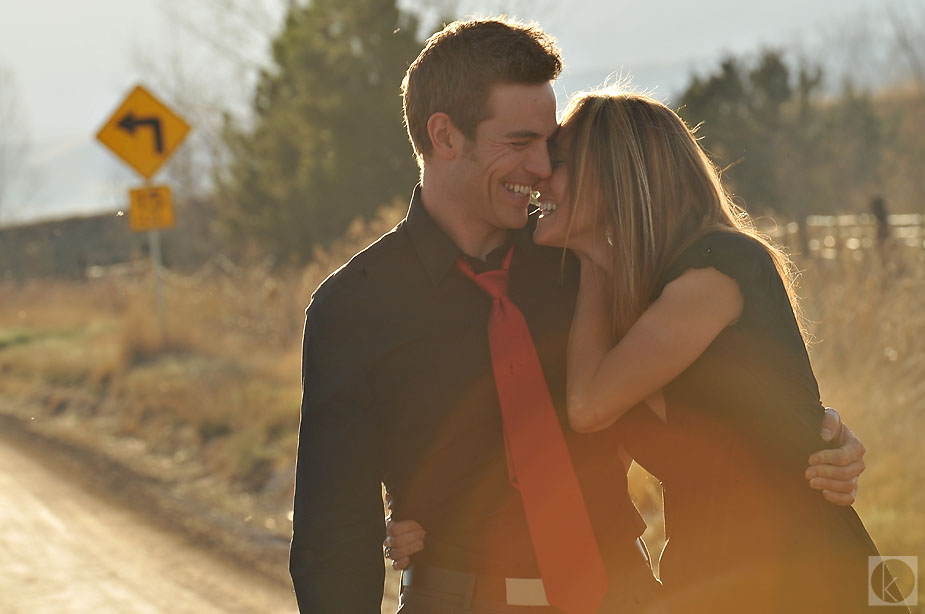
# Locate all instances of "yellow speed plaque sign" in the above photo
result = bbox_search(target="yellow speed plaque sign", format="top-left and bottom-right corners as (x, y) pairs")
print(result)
(97, 85), (190, 179)
(129, 184), (175, 232)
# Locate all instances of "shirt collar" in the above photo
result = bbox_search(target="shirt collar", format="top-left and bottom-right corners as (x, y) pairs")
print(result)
(406, 185), (462, 285)
(405, 184), (539, 286)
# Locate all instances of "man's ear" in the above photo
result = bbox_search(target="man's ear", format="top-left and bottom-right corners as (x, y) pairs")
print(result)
(426, 112), (461, 161)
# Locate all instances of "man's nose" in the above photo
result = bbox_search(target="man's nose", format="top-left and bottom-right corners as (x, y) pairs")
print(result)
(525, 143), (552, 180)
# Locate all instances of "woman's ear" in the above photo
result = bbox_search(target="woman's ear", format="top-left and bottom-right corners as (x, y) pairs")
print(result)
(426, 112), (460, 161)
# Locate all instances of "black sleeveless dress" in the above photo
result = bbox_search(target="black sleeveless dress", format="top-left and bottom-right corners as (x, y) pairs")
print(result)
(616, 231), (896, 613)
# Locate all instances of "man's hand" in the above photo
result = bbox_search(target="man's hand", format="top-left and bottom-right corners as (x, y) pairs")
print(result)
(384, 518), (426, 571)
(805, 407), (866, 506)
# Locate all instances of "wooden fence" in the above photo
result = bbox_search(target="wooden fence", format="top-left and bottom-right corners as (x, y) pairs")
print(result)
(760, 213), (924, 260)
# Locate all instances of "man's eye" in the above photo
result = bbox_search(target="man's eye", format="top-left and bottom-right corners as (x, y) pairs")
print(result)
(510, 141), (529, 148)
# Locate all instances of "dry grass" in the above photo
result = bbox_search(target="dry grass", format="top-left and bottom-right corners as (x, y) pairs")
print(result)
(0, 209), (921, 609)
(806, 249), (925, 610)
(0, 201), (406, 501)
(802, 250), (925, 564)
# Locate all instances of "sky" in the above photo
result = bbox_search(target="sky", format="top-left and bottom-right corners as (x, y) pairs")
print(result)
(0, 0), (908, 225)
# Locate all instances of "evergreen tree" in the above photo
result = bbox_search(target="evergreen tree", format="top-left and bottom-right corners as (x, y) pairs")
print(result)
(217, 0), (422, 262)
(677, 50), (887, 218)
(679, 51), (797, 215)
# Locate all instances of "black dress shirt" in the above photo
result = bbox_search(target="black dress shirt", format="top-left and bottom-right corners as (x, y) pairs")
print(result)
(289, 186), (647, 612)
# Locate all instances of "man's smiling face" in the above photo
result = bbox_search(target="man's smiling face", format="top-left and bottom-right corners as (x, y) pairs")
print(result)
(454, 81), (558, 234)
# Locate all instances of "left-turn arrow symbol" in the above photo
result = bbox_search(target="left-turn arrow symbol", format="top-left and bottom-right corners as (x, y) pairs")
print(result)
(117, 113), (164, 153)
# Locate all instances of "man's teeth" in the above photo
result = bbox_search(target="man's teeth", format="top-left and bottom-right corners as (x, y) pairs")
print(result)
(504, 183), (533, 195)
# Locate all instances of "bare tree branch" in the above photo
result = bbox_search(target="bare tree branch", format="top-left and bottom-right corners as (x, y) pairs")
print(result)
(886, 0), (925, 94)
(399, 0), (569, 37)
(162, 0), (282, 74)
(128, 0), (289, 204)
(0, 66), (32, 221)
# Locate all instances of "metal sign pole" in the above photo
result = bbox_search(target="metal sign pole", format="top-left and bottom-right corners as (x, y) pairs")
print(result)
(145, 182), (167, 342)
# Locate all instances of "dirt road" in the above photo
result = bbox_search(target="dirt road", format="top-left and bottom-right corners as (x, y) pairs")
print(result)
(0, 437), (298, 614)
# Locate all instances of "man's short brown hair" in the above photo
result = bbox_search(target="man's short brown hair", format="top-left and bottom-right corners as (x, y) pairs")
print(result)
(401, 18), (563, 164)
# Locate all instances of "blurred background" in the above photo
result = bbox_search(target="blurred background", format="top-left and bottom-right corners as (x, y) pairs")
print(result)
(0, 0), (922, 611)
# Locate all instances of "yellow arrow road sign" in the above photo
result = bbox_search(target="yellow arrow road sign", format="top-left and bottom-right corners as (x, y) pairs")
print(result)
(129, 184), (175, 232)
(97, 85), (190, 179)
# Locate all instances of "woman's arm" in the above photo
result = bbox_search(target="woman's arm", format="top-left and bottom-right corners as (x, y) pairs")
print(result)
(567, 257), (744, 433)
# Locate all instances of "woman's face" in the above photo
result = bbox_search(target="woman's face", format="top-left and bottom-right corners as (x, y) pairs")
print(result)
(532, 126), (601, 251)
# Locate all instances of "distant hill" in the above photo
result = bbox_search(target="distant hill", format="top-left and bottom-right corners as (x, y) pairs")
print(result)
(0, 212), (147, 280)
(0, 203), (218, 280)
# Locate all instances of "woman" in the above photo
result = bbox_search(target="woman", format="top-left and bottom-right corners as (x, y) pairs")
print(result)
(388, 90), (890, 613)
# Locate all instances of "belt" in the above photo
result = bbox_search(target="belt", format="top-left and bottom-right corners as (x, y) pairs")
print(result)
(401, 564), (550, 607)
(401, 538), (652, 608)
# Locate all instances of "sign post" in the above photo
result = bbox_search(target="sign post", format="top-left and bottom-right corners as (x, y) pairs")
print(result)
(129, 182), (174, 339)
(148, 220), (166, 340)
(97, 85), (190, 342)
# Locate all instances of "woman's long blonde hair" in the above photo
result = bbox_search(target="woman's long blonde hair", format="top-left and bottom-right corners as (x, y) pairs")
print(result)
(560, 89), (805, 338)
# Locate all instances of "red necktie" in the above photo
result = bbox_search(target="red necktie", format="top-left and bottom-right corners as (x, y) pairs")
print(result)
(456, 247), (608, 614)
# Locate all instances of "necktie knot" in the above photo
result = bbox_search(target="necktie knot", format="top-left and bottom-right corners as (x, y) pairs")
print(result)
(455, 247), (513, 300)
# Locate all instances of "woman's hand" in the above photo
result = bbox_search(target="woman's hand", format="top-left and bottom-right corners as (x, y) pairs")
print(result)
(383, 519), (426, 570)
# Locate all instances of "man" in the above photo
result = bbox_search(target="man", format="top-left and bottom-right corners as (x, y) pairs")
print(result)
(290, 18), (865, 613)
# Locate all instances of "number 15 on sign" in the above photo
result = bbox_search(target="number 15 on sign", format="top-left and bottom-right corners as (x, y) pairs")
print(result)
(129, 185), (175, 232)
